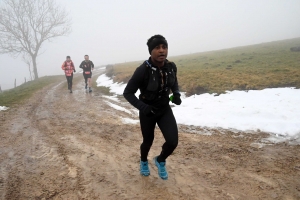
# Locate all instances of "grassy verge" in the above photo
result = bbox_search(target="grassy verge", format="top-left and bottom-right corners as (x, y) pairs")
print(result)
(110, 37), (300, 96)
(0, 75), (64, 107)
(91, 79), (111, 96)
(93, 85), (111, 96)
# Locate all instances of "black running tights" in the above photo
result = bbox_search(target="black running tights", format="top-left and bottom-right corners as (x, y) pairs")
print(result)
(139, 106), (178, 162)
(66, 75), (73, 89)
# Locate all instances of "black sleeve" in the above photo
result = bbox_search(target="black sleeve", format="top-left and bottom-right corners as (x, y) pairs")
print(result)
(90, 61), (94, 69)
(170, 63), (180, 95)
(123, 65), (148, 112)
(79, 61), (84, 69)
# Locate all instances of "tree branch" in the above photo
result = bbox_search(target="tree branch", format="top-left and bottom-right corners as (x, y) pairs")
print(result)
(0, 0), (71, 79)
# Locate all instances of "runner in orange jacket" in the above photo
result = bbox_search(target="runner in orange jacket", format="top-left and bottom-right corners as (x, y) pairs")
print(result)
(62, 56), (76, 93)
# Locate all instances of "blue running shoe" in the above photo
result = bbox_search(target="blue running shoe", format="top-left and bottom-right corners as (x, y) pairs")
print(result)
(140, 161), (150, 176)
(154, 156), (168, 180)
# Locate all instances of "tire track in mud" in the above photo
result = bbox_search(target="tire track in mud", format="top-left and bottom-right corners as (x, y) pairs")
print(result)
(1, 79), (94, 199)
(29, 80), (90, 199)
(0, 81), (69, 199)
(0, 104), (43, 199)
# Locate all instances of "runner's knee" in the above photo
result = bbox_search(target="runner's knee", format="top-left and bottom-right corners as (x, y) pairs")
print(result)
(141, 141), (153, 150)
(165, 140), (178, 151)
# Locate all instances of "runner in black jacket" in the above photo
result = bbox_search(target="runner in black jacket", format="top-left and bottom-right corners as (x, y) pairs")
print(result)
(123, 35), (182, 180)
(79, 55), (94, 92)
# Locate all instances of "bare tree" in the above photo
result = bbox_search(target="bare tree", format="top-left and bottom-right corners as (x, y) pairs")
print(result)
(0, 0), (71, 79)
(22, 53), (33, 80)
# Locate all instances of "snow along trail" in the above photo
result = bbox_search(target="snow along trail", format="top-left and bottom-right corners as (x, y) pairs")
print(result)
(0, 72), (299, 199)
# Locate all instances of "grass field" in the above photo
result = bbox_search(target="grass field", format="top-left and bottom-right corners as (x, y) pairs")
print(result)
(110, 37), (300, 96)
(0, 76), (64, 107)
(1, 38), (299, 108)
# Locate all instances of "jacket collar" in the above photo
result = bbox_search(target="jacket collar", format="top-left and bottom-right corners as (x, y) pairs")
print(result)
(147, 57), (168, 69)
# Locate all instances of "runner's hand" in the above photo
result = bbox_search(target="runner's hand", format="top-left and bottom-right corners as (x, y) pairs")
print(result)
(172, 94), (182, 105)
(143, 105), (158, 117)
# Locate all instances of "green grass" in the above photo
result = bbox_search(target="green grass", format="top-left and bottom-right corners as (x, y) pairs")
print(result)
(91, 80), (111, 96)
(93, 86), (111, 95)
(111, 37), (300, 96)
(0, 75), (64, 107)
(1, 38), (299, 107)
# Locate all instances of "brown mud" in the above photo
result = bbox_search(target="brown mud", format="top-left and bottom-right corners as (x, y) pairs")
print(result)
(0, 71), (299, 200)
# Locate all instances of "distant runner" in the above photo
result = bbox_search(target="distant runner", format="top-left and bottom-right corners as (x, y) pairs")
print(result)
(61, 56), (76, 93)
(123, 35), (182, 180)
(79, 55), (94, 92)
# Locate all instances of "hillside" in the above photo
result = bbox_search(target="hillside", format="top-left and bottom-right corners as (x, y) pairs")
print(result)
(110, 37), (300, 95)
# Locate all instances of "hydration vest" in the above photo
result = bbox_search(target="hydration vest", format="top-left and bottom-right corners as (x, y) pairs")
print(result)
(139, 60), (177, 102)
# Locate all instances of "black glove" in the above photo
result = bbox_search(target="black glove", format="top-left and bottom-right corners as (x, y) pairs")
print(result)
(74, 69), (76, 73)
(143, 105), (158, 117)
(172, 94), (182, 105)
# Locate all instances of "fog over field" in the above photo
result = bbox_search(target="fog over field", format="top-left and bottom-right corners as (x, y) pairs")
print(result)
(1, 0), (300, 90)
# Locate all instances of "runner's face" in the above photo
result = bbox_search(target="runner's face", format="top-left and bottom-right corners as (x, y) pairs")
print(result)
(66, 58), (71, 61)
(151, 44), (168, 64)
(84, 56), (89, 61)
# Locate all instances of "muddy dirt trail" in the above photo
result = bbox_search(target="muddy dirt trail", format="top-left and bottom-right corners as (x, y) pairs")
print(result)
(0, 71), (299, 200)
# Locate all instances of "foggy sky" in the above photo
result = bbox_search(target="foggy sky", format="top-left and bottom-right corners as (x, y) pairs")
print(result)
(1, 0), (300, 90)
